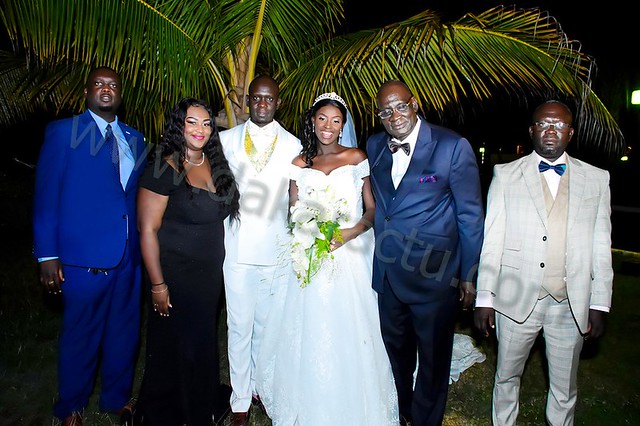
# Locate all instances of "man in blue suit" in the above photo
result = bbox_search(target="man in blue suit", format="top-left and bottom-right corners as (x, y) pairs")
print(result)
(367, 80), (484, 426)
(33, 67), (147, 425)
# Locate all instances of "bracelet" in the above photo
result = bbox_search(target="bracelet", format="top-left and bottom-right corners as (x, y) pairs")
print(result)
(151, 281), (165, 287)
(150, 285), (168, 294)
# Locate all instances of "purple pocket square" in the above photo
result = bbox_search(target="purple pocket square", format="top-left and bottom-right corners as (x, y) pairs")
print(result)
(419, 175), (438, 183)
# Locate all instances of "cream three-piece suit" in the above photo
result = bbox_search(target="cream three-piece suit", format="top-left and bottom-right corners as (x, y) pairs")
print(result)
(477, 152), (613, 425)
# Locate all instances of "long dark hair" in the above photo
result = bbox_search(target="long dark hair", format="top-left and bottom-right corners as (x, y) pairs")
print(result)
(299, 98), (347, 167)
(157, 97), (239, 221)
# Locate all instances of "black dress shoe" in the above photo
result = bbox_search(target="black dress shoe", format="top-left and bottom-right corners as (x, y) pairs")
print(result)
(400, 415), (413, 426)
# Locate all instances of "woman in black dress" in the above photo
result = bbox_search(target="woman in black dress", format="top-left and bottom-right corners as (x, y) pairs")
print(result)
(136, 98), (239, 425)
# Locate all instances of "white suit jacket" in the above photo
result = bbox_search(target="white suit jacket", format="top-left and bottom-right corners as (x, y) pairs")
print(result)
(476, 152), (613, 334)
(220, 120), (301, 266)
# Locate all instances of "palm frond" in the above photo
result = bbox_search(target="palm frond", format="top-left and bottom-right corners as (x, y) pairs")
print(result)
(0, 2), (623, 153)
(1, 0), (227, 139)
(279, 6), (623, 153)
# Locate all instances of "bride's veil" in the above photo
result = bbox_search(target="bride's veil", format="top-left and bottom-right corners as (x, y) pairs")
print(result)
(339, 109), (358, 148)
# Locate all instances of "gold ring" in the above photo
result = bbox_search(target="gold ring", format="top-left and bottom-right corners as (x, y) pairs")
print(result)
(47, 280), (55, 284)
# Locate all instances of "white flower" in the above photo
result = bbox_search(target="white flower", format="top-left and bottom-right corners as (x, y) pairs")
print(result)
(289, 184), (350, 287)
(292, 217), (322, 248)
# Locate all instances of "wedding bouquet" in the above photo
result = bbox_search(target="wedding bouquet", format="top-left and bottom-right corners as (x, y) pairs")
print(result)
(289, 185), (349, 287)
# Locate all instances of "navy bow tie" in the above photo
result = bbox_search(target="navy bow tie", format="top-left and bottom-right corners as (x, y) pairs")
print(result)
(388, 140), (410, 155)
(538, 161), (566, 176)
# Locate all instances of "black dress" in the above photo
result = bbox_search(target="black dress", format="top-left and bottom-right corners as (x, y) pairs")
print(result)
(137, 161), (231, 425)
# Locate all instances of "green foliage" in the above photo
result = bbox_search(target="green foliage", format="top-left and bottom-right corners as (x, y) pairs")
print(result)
(0, 1), (624, 153)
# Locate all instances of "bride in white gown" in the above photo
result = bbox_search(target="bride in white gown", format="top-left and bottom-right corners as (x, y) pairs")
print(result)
(256, 92), (399, 425)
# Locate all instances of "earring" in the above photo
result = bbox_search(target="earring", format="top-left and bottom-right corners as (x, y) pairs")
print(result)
(339, 129), (343, 138)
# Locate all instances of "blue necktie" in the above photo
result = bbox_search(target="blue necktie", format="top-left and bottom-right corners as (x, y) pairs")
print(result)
(105, 124), (119, 168)
(538, 161), (566, 176)
(105, 123), (136, 189)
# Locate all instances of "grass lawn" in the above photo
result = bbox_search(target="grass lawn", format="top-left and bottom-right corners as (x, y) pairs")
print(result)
(1, 249), (638, 425)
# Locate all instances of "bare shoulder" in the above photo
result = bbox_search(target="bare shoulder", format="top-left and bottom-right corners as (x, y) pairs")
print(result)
(292, 154), (306, 167)
(343, 147), (367, 164)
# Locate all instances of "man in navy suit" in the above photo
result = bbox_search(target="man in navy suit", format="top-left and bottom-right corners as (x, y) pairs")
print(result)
(33, 67), (147, 425)
(367, 80), (484, 426)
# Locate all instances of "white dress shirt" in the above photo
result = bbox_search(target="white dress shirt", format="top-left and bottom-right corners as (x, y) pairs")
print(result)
(536, 152), (567, 199)
(246, 119), (278, 151)
(391, 118), (422, 188)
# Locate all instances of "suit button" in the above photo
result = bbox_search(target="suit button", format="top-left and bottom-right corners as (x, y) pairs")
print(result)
(385, 216), (390, 221)
(542, 236), (547, 241)
(540, 262), (545, 268)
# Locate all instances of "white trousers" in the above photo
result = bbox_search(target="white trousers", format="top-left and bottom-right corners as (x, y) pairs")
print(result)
(493, 297), (584, 426)
(224, 262), (285, 413)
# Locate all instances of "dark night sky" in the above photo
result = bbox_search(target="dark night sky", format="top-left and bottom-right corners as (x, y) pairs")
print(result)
(345, 1), (634, 63)
(344, 0), (638, 106)
(345, 1), (638, 158)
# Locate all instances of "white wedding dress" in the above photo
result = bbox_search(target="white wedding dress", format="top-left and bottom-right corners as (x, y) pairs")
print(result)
(256, 159), (399, 426)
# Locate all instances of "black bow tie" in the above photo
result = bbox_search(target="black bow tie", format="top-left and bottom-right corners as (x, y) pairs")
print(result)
(388, 140), (410, 155)
(538, 161), (566, 176)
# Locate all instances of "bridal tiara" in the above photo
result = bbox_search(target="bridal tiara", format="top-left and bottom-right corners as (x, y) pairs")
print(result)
(313, 92), (347, 109)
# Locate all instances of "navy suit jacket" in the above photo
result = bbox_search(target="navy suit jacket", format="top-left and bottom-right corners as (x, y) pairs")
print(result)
(33, 110), (147, 269)
(366, 120), (484, 303)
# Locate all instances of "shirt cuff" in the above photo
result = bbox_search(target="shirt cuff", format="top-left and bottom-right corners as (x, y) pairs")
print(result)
(38, 256), (58, 262)
(475, 290), (494, 308)
(589, 304), (610, 313)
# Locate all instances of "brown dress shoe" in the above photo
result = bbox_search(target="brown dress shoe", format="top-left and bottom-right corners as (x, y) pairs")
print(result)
(251, 395), (267, 415)
(114, 400), (136, 426)
(231, 411), (250, 426)
(62, 412), (83, 426)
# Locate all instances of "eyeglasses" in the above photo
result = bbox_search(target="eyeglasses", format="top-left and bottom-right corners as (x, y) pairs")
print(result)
(377, 99), (414, 119)
(534, 121), (571, 131)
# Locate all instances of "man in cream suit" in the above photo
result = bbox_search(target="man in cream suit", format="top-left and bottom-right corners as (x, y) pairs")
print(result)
(474, 100), (613, 426)
(220, 75), (301, 426)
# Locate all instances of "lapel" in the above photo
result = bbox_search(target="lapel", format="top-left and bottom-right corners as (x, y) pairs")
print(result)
(393, 122), (437, 205)
(239, 121), (266, 171)
(521, 153), (548, 229)
(271, 121), (289, 162)
(566, 155), (584, 233)
(369, 134), (394, 212)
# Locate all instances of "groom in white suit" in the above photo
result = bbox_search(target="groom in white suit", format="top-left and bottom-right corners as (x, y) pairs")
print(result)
(474, 100), (613, 426)
(220, 75), (301, 426)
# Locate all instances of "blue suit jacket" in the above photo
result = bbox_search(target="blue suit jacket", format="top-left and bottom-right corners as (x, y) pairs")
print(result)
(366, 120), (484, 303)
(33, 110), (147, 269)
